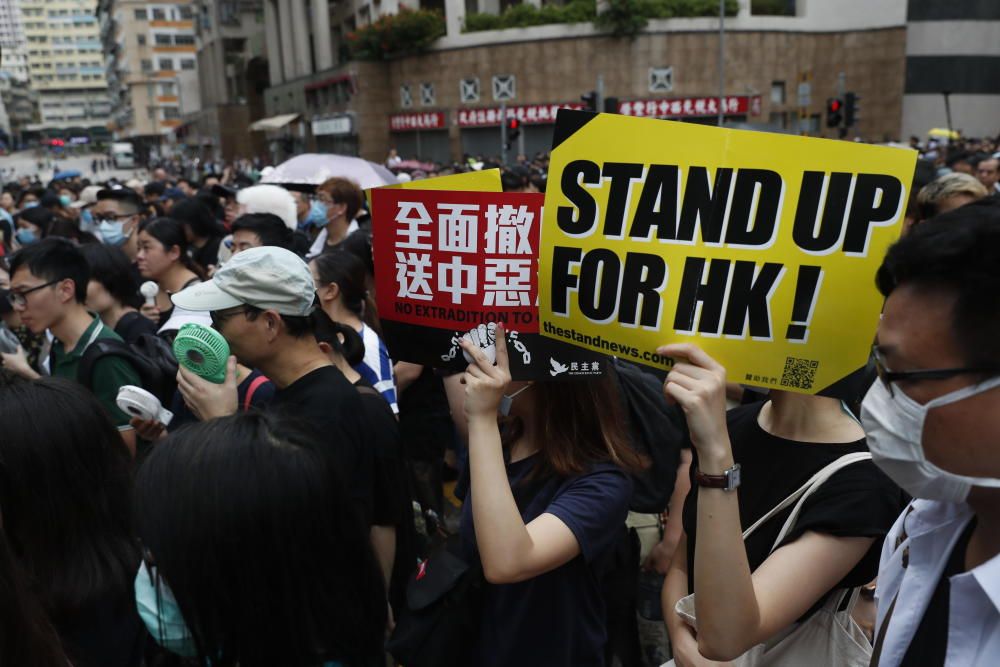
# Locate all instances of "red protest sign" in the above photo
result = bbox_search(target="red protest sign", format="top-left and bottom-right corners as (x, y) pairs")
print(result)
(371, 188), (605, 379)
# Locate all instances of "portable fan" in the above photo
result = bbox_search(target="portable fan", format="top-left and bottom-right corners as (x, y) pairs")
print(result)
(172, 323), (230, 384)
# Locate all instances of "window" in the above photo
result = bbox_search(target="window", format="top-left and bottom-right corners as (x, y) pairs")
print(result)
(160, 82), (175, 94)
(181, 59), (196, 70)
(148, 107), (155, 119)
(137, 34), (146, 45)
(491, 74), (515, 102)
(420, 82), (434, 106)
(134, 8), (147, 19)
(400, 84), (412, 108)
(158, 58), (174, 70)
(179, 5), (193, 19)
(174, 34), (194, 45)
(649, 67), (674, 93)
(154, 34), (171, 45)
(459, 77), (479, 104)
(141, 59), (153, 72)
(771, 81), (785, 105)
(152, 8), (166, 20)
(163, 106), (180, 119)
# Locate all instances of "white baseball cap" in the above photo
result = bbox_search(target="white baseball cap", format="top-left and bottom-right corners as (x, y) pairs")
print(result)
(171, 246), (316, 316)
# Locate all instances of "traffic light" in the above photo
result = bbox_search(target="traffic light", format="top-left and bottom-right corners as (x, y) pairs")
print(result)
(504, 118), (520, 150)
(826, 98), (843, 128)
(581, 90), (598, 113)
(603, 96), (619, 114)
(844, 91), (859, 128)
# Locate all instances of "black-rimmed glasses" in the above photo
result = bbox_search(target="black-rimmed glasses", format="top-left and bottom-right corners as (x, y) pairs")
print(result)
(872, 345), (999, 397)
(7, 279), (60, 307)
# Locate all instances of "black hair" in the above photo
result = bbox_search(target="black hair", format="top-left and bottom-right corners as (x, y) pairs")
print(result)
(876, 203), (1000, 367)
(312, 250), (381, 335)
(135, 412), (386, 667)
(96, 188), (143, 214)
(312, 309), (365, 367)
(0, 376), (138, 619)
(339, 229), (374, 280)
(0, 528), (69, 667)
(171, 198), (225, 240)
(194, 190), (226, 223)
(80, 243), (142, 309)
(138, 216), (208, 280)
(230, 213), (294, 250)
(15, 187), (44, 208)
(243, 303), (315, 339)
(8, 237), (89, 302)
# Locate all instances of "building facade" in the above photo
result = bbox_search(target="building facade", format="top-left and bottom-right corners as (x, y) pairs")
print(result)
(257, 0), (914, 164)
(21, 0), (110, 139)
(98, 0), (201, 160)
(0, 0), (30, 82)
(901, 0), (1000, 140)
(179, 0), (269, 161)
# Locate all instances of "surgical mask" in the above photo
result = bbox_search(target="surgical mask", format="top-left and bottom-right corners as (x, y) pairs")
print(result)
(97, 219), (128, 246)
(499, 383), (533, 417)
(22, 201), (38, 209)
(861, 377), (1000, 503)
(307, 200), (329, 228)
(80, 208), (94, 230)
(59, 194), (72, 207)
(134, 561), (198, 657)
(15, 228), (37, 245)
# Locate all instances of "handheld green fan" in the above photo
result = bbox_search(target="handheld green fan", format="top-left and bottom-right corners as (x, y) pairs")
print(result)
(172, 323), (230, 384)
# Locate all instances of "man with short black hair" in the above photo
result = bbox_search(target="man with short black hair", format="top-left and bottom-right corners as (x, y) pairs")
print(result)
(864, 203), (1000, 666)
(1, 238), (140, 451)
(171, 246), (372, 522)
(230, 213), (295, 254)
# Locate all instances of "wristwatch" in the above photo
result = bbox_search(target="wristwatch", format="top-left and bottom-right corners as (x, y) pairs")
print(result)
(695, 463), (741, 492)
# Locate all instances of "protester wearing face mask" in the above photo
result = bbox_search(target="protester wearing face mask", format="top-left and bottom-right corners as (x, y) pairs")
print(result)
(864, 203), (1000, 666)
(306, 178), (363, 259)
(0, 377), (145, 667)
(92, 188), (145, 259)
(70, 185), (103, 233)
(134, 412), (387, 666)
(12, 205), (53, 248)
(457, 327), (644, 667)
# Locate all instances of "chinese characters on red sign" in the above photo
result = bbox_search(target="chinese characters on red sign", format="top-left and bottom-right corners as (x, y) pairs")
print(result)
(389, 112), (447, 132)
(617, 95), (762, 118)
(373, 189), (542, 332)
(457, 103), (585, 128)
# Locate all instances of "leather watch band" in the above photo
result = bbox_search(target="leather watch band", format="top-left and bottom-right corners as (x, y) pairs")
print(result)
(694, 463), (741, 491)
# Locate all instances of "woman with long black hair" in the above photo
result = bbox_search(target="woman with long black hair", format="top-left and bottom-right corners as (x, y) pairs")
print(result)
(135, 217), (205, 330)
(0, 375), (145, 667)
(134, 412), (387, 667)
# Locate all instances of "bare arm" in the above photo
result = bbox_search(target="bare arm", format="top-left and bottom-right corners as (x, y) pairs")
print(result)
(393, 361), (423, 394)
(370, 525), (396, 590)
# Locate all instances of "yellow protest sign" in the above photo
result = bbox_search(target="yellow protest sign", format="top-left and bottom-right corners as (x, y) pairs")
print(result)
(368, 168), (502, 201)
(538, 112), (918, 394)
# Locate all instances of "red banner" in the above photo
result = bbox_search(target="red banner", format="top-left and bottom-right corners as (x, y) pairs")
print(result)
(389, 111), (447, 132)
(457, 103), (585, 128)
(618, 95), (762, 119)
(371, 188), (605, 378)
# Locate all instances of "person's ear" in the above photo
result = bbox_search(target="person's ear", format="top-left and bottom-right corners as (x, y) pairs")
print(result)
(317, 340), (333, 356)
(59, 278), (76, 304)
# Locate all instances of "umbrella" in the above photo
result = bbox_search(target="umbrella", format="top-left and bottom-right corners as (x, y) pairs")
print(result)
(52, 169), (81, 180)
(927, 128), (960, 140)
(261, 154), (398, 189)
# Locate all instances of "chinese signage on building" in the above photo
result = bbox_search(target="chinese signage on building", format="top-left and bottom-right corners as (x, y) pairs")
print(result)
(617, 95), (762, 119)
(457, 103), (585, 128)
(389, 112), (447, 132)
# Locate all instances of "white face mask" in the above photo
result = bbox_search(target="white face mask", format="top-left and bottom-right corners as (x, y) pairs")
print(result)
(861, 376), (1000, 503)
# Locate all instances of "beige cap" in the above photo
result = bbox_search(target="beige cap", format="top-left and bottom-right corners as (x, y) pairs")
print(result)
(171, 246), (316, 316)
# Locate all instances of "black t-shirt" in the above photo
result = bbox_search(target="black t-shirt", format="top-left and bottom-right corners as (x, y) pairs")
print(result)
(900, 517), (976, 666)
(354, 379), (417, 615)
(54, 591), (147, 667)
(168, 369), (276, 432)
(682, 402), (906, 615)
(114, 311), (159, 344)
(397, 366), (453, 462)
(272, 365), (373, 524)
(191, 236), (222, 271)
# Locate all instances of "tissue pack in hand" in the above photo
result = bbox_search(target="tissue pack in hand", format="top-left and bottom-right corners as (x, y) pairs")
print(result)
(172, 323), (230, 384)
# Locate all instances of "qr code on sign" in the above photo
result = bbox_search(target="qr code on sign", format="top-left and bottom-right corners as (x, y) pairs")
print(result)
(781, 357), (819, 390)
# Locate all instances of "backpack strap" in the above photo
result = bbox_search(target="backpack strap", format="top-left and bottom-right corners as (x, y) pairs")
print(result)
(739, 452), (873, 552)
(242, 374), (269, 412)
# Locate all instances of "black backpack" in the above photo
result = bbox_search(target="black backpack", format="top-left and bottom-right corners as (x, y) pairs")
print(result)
(76, 333), (179, 405)
(612, 359), (687, 514)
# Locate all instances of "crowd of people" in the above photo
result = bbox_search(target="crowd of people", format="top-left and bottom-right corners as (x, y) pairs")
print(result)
(0, 131), (996, 667)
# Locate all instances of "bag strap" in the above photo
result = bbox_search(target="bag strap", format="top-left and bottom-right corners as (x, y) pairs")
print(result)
(741, 452), (873, 550)
(869, 590), (898, 666)
(242, 375), (269, 412)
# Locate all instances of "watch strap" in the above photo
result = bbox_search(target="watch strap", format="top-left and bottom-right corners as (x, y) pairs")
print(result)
(695, 463), (741, 491)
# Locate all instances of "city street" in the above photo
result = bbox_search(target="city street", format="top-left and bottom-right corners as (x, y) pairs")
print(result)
(0, 150), (143, 183)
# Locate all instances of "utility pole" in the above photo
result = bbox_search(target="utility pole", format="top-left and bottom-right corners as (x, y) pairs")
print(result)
(596, 75), (604, 114)
(499, 102), (507, 166)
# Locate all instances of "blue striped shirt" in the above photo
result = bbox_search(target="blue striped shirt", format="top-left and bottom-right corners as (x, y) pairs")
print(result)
(354, 324), (398, 414)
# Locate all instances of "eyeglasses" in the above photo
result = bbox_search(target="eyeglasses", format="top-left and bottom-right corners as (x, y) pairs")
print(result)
(209, 306), (251, 328)
(872, 345), (999, 397)
(7, 279), (60, 307)
(314, 193), (335, 206)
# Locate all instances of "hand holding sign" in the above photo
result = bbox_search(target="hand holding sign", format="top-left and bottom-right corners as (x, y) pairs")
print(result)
(659, 343), (730, 462)
(461, 322), (511, 421)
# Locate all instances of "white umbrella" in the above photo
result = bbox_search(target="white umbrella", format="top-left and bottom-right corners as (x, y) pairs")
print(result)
(261, 153), (398, 189)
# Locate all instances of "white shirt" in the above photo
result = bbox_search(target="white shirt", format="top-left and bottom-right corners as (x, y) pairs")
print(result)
(874, 499), (1000, 666)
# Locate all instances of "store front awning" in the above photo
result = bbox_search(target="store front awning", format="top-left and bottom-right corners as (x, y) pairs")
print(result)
(249, 113), (300, 132)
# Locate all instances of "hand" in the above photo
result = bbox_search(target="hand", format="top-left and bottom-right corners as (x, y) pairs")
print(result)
(139, 303), (160, 323)
(642, 533), (678, 575)
(460, 323), (510, 421)
(130, 417), (167, 441)
(0, 345), (40, 380)
(176, 355), (238, 421)
(657, 344), (730, 461)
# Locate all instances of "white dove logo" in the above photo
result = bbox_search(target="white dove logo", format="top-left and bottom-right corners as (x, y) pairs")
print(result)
(549, 358), (569, 377)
